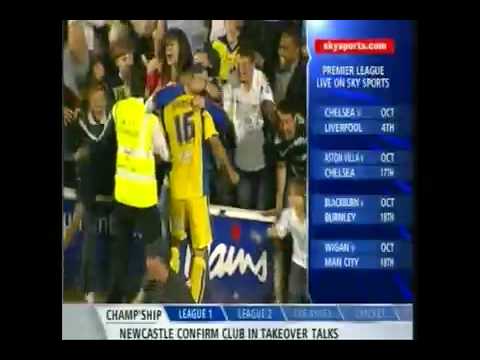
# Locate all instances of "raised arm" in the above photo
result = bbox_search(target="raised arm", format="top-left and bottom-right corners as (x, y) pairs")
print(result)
(152, 118), (170, 162)
(275, 161), (287, 212)
(67, 20), (89, 65)
(261, 99), (277, 128)
(259, 73), (276, 127)
(263, 160), (287, 218)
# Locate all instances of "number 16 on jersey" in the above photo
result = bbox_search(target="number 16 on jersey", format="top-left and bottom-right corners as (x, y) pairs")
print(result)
(175, 111), (195, 144)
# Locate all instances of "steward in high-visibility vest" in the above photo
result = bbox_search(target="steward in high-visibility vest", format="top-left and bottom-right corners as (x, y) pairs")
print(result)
(94, 49), (171, 303)
(112, 97), (159, 208)
(104, 90), (170, 303)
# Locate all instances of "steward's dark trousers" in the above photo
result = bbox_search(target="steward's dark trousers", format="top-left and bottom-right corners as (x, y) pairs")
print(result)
(106, 202), (161, 303)
(80, 201), (113, 294)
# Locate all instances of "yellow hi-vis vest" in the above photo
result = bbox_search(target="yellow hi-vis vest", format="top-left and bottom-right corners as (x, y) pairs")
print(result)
(212, 38), (239, 82)
(112, 98), (158, 208)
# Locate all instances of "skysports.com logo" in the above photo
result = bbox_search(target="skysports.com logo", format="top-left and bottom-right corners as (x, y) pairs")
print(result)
(314, 39), (395, 55)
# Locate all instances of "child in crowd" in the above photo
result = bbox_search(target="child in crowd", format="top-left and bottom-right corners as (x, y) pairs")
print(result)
(267, 177), (308, 303)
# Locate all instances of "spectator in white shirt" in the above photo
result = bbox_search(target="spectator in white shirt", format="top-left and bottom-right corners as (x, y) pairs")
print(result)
(223, 45), (276, 210)
(267, 177), (308, 303)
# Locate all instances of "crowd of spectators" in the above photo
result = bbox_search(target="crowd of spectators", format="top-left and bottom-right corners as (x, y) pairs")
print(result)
(63, 20), (307, 213)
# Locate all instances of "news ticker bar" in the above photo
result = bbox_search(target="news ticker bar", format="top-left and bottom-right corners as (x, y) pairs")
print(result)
(62, 304), (413, 340)
(101, 304), (412, 322)
(63, 304), (413, 340)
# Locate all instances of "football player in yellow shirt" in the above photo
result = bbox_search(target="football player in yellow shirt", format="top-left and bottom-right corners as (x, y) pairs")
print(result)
(156, 64), (239, 302)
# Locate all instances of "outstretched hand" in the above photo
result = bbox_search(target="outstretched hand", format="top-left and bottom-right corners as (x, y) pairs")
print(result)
(262, 208), (280, 218)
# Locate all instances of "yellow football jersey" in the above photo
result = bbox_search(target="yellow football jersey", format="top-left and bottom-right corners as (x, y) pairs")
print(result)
(212, 37), (239, 82)
(161, 94), (218, 199)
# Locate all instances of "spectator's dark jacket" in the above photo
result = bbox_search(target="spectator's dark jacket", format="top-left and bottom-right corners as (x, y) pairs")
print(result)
(287, 61), (307, 117)
(106, 21), (147, 103)
(266, 60), (307, 118)
(273, 122), (307, 179)
(120, 20), (155, 63)
(106, 64), (146, 103)
(66, 111), (116, 205)
(242, 21), (301, 72)
(199, 41), (221, 79)
(143, 272), (194, 304)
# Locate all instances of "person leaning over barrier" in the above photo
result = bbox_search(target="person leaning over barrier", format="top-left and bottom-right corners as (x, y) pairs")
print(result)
(267, 177), (308, 303)
(263, 99), (306, 218)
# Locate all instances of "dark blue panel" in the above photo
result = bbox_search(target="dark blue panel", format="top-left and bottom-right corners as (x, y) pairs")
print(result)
(307, 20), (415, 303)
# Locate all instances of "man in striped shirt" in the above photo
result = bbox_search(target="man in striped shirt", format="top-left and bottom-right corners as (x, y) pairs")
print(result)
(264, 99), (306, 218)
(266, 100), (306, 302)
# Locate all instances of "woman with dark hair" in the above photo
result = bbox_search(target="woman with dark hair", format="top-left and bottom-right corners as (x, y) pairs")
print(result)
(145, 28), (193, 97)
(80, 55), (115, 111)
